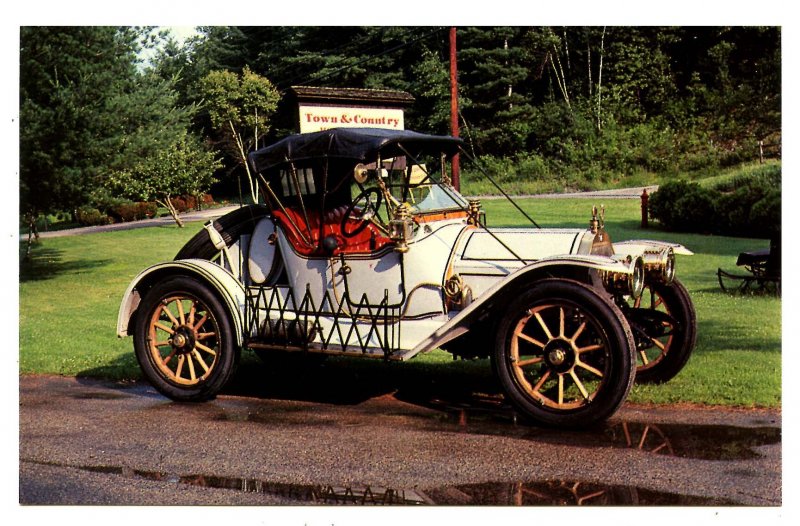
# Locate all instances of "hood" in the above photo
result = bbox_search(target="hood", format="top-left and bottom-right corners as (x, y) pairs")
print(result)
(456, 227), (593, 263)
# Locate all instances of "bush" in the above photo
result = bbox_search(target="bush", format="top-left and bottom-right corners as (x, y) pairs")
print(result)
(135, 201), (158, 219)
(650, 167), (781, 238)
(171, 196), (189, 213)
(749, 188), (781, 238)
(75, 207), (111, 226)
(109, 201), (158, 222)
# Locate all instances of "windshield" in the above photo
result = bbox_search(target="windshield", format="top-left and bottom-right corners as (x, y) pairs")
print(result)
(352, 153), (468, 217)
(409, 183), (469, 212)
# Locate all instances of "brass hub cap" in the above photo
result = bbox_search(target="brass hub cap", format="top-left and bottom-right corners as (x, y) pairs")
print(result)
(170, 326), (196, 355)
(548, 349), (566, 365)
(543, 339), (575, 374)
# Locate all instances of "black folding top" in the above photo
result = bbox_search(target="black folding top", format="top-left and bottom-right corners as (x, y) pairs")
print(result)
(248, 127), (464, 173)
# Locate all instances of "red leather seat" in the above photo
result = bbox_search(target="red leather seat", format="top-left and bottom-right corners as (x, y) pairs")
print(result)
(272, 207), (394, 256)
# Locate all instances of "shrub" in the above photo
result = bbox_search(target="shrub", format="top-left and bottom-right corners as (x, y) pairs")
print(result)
(170, 196), (189, 213)
(109, 201), (158, 222)
(135, 202), (157, 219)
(749, 188), (781, 238)
(650, 166), (781, 238)
(649, 181), (718, 233)
(76, 207), (111, 226)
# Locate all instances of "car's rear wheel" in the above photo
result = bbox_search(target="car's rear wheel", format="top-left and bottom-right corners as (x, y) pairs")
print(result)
(134, 276), (238, 401)
(624, 278), (696, 384)
(492, 279), (636, 428)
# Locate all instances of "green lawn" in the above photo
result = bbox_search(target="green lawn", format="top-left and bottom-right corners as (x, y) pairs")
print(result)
(19, 198), (781, 408)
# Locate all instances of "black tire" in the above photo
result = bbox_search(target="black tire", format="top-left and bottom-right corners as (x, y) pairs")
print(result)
(492, 279), (636, 428)
(133, 276), (239, 401)
(624, 278), (697, 384)
(175, 205), (270, 260)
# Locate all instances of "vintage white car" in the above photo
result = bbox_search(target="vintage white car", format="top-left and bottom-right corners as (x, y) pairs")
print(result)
(117, 128), (696, 428)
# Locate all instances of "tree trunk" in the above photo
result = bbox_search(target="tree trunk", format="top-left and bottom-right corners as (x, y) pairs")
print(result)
(158, 196), (184, 228)
(230, 120), (258, 204)
(596, 26), (606, 132)
(24, 211), (39, 261)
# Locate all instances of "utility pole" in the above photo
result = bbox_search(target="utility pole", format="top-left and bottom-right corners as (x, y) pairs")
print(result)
(449, 26), (460, 191)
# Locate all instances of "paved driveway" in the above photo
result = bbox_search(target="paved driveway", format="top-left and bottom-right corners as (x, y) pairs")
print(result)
(20, 374), (780, 507)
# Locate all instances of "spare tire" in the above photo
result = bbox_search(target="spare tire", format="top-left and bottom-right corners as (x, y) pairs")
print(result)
(175, 205), (271, 261)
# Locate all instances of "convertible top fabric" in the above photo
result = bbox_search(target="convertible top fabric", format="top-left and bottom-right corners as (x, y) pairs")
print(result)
(248, 127), (464, 173)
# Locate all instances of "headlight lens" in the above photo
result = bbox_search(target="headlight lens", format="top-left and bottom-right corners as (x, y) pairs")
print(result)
(603, 256), (645, 299)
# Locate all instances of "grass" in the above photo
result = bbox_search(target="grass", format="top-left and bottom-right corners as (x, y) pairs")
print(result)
(458, 160), (781, 197)
(19, 198), (781, 408)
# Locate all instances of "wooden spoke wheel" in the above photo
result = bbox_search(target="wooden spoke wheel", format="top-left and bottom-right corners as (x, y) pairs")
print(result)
(623, 278), (696, 384)
(493, 279), (636, 428)
(134, 276), (238, 401)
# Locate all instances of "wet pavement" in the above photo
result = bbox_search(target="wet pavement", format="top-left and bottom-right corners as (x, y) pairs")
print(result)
(19, 374), (780, 507)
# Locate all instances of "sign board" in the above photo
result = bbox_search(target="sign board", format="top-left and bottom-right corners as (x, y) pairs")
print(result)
(299, 104), (405, 133)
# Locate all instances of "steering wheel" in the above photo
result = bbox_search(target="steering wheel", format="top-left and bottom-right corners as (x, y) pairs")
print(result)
(341, 187), (383, 238)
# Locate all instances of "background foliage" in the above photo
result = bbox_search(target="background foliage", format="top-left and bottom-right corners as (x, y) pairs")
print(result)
(20, 26), (781, 227)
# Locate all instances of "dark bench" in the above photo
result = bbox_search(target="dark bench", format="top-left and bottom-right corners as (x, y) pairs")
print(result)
(717, 237), (781, 294)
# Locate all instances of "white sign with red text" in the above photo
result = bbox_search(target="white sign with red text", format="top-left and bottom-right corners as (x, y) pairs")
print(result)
(299, 105), (405, 133)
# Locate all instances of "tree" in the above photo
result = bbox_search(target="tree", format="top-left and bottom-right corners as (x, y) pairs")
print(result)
(20, 26), (141, 218)
(107, 133), (221, 227)
(21, 26), (224, 231)
(199, 67), (279, 203)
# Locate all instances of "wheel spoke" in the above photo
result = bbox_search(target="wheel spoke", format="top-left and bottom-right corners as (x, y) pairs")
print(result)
(516, 332), (546, 348)
(192, 350), (210, 373)
(175, 355), (185, 379)
(196, 331), (217, 341)
(557, 374), (564, 405)
(650, 337), (666, 351)
(161, 304), (180, 326)
(194, 312), (210, 331)
(162, 349), (176, 366)
(577, 343), (603, 354)
(532, 369), (551, 393)
(569, 370), (590, 399)
(534, 311), (554, 340)
(154, 340), (171, 347)
(154, 322), (175, 335)
(195, 342), (217, 356)
(638, 349), (650, 365)
(559, 307), (565, 338)
(187, 354), (197, 381)
(188, 301), (196, 326)
(516, 356), (544, 367)
(575, 359), (604, 378)
(570, 321), (586, 342)
(177, 299), (186, 325)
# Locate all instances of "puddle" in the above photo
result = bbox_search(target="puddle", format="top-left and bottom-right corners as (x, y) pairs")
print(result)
(417, 397), (781, 461)
(70, 391), (132, 400)
(425, 480), (738, 506)
(24, 459), (738, 505)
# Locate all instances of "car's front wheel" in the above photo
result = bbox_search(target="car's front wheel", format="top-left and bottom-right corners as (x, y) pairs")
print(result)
(134, 276), (238, 401)
(624, 278), (697, 383)
(492, 279), (636, 428)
